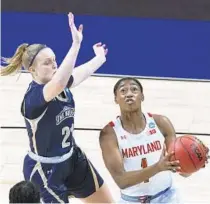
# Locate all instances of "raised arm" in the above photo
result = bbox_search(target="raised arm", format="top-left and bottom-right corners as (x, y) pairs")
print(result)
(99, 124), (180, 189)
(69, 43), (108, 88)
(43, 13), (83, 102)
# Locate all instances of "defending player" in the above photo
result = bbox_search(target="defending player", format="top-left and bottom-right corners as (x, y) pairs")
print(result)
(99, 77), (209, 203)
(1, 13), (113, 203)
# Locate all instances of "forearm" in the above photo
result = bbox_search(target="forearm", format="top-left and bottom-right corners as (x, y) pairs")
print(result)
(53, 42), (81, 88)
(117, 163), (160, 189)
(71, 55), (106, 88)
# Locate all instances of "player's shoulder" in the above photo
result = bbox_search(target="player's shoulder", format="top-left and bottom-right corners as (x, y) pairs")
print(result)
(100, 122), (115, 137)
(148, 113), (174, 135)
(24, 81), (44, 96)
(148, 113), (171, 124)
(99, 122), (116, 142)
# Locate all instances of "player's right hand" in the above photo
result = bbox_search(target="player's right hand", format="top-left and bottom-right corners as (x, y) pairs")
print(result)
(68, 12), (83, 44)
(156, 148), (181, 173)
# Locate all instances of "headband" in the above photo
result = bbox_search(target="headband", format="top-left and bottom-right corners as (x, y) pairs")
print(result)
(28, 44), (47, 68)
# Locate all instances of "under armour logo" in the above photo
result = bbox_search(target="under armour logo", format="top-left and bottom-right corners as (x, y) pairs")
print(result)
(121, 135), (127, 140)
(47, 170), (53, 174)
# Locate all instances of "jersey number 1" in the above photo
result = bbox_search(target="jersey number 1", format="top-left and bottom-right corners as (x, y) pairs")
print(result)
(141, 158), (149, 183)
(62, 125), (73, 148)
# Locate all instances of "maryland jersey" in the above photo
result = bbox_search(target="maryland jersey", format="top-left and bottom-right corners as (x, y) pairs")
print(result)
(110, 113), (173, 196)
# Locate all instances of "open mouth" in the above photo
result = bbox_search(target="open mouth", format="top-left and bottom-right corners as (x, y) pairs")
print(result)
(125, 98), (135, 104)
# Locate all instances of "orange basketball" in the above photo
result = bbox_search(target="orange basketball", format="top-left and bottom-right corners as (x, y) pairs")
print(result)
(168, 135), (207, 174)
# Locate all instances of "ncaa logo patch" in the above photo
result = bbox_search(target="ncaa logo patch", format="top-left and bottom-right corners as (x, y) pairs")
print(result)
(149, 122), (155, 129)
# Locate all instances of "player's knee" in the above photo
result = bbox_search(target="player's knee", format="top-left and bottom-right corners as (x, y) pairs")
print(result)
(9, 180), (41, 203)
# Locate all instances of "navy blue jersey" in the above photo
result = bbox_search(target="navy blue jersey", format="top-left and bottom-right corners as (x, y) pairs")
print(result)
(21, 77), (76, 157)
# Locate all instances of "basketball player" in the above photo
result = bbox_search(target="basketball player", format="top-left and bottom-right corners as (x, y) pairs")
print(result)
(99, 77), (209, 203)
(9, 181), (41, 203)
(1, 13), (113, 203)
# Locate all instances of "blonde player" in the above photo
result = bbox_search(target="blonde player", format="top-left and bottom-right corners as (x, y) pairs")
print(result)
(99, 77), (206, 203)
(1, 13), (113, 203)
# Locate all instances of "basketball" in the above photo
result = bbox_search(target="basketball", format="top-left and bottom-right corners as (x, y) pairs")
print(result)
(168, 135), (207, 174)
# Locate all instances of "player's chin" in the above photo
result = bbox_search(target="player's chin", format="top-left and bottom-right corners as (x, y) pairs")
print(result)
(43, 76), (53, 84)
(124, 104), (139, 112)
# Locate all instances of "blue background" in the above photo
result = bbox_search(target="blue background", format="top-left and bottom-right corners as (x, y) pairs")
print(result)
(2, 12), (210, 79)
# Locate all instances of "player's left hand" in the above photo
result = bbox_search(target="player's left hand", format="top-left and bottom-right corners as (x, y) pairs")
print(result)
(179, 143), (209, 177)
(195, 138), (209, 168)
(203, 146), (209, 168)
(93, 42), (108, 57)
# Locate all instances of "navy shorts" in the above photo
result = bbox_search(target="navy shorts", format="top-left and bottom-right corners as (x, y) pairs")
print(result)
(23, 146), (104, 203)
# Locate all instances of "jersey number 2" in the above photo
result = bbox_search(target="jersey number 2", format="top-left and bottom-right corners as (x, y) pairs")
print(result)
(62, 125), (73, 148)
(141, 158), (149, 183)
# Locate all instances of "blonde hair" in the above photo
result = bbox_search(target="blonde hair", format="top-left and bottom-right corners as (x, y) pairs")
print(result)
(1, 43), (45, 76)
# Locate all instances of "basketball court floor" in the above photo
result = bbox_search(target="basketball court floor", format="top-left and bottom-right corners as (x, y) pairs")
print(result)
(0, 74), (210, 203)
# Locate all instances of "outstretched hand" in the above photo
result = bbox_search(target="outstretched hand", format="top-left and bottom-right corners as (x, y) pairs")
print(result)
(93, 42), (108, 58)
(68, 12), (83, 44)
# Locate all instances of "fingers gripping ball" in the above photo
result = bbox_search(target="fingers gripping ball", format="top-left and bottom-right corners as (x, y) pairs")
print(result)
(168, 135), (207, 174)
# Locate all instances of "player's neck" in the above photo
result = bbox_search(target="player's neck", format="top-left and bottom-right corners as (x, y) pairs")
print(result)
(33, 78), (44, 85)
(120, 110), (146, 134)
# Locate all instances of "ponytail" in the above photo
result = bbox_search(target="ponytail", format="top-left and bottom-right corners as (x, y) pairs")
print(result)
(1, 43), (29, 76)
